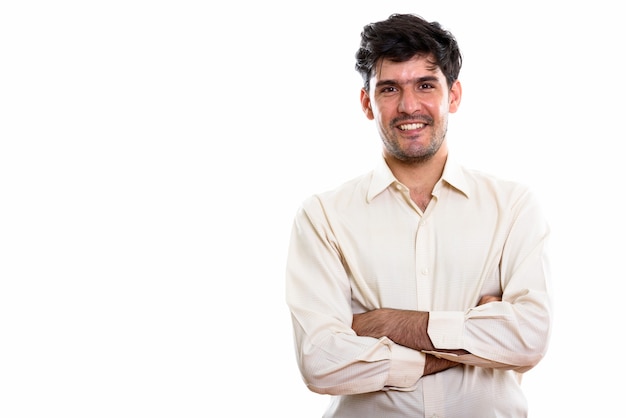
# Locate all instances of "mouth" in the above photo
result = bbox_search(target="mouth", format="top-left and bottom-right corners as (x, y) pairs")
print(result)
(398, 122), (426, 131)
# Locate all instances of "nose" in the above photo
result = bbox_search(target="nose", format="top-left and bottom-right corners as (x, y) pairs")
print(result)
(397, 90), (421, 114)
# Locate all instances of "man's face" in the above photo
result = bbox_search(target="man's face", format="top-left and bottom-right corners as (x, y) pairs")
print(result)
(360, 54), (462, 163)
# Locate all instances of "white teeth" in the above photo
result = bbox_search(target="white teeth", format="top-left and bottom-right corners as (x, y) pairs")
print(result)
(399, 123), (425, 130)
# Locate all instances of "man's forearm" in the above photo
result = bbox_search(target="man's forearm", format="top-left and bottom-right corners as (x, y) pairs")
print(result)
(352, 308), (433, 351)
(351, 296), (501, 350)
(352, 309), (461, 375)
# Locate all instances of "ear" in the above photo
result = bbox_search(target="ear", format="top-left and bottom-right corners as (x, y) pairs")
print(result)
(360, 88), (375, 120)
(448, 80), (462, 113)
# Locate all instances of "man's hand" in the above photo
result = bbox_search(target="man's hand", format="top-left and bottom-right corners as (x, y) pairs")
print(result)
(477, 295), (501, 305)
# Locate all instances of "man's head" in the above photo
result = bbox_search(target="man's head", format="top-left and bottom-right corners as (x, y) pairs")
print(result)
(355, 13), (462, 93)
(355, 14), (463, 164)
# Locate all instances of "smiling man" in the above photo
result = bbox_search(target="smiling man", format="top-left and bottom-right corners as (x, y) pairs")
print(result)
(286, 13), (552, 418)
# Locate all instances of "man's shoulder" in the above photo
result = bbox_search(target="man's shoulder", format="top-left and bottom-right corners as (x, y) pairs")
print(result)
(300, 170), (374, 209)
(455, 165), (544, 219)
(460, 164), (532, 192)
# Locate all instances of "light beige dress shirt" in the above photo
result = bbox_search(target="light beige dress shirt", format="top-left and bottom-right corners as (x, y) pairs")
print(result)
(285, 156), (552, 418)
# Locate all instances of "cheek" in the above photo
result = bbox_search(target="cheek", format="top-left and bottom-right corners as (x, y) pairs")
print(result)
(436, 93), (453, 114)
(373, 101), (396, 122)
(374, 109), (393, 128)
(422, 99), (446, 119)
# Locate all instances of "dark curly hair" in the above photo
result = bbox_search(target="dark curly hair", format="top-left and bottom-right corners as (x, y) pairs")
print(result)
(355, 13), (462, 92)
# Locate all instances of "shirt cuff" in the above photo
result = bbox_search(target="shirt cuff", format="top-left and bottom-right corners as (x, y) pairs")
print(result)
(427, 311), (465, 349)
(385, 342), (424, 390)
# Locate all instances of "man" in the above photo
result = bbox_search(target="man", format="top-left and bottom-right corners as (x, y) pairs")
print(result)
(285, 13), (552, 418)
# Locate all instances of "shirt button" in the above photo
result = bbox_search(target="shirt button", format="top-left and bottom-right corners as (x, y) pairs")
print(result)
(421, 268), (429, 275)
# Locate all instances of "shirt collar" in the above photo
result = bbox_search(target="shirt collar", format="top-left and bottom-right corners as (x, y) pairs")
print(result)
(440, 156), (471, 198)
(367, 154), (471, 203)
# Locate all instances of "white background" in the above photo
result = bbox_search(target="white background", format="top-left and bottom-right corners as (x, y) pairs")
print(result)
(1, 1), (623, 416)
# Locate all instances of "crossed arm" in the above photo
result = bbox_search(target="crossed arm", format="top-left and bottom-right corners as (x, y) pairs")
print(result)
(351, 295), (501, 375)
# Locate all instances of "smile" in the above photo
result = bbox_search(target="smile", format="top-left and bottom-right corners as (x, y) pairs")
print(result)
(399, 123), (425, 131)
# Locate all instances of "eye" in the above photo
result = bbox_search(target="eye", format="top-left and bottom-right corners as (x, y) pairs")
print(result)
(380, 86), (398, 94)
(419, 83), (434, 90)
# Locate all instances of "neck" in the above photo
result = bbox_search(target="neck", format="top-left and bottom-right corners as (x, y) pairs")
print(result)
(385, 146), (448, 191)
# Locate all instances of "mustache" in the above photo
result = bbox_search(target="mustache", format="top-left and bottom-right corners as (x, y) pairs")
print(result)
(391, 115), (434, 125)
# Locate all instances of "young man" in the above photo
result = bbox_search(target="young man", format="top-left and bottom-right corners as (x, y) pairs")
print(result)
(285, 13), (552, 417)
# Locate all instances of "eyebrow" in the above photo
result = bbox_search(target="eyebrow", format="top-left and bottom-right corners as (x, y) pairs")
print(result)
(375, 75), (440, 89)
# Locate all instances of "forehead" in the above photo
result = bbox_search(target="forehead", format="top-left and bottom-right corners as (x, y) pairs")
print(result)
(373, 54), (443, 83)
